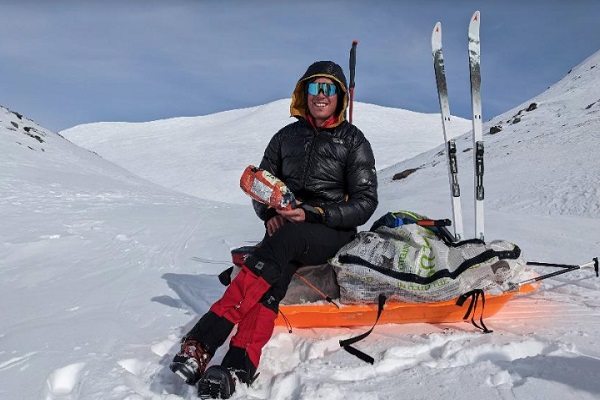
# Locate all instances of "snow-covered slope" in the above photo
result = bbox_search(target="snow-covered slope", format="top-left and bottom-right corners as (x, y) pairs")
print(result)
(61, 100), (472, 204)
(481, 51), (600, 218)
(1, 50), (600, 400)
(0, 105), (260, 400)
(377, 50), (600, 228)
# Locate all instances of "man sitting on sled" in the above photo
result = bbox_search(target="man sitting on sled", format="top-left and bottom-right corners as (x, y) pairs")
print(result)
(170, 60), (378, 398)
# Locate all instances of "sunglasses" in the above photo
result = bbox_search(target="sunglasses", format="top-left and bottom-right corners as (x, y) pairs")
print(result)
(307, 82), (338, 97)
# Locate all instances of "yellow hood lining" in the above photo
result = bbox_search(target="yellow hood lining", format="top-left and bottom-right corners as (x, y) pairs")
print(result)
(290, 73), (348, 128)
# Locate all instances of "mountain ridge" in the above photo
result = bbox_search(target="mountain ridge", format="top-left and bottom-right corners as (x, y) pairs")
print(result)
(61, 100), (472, 203)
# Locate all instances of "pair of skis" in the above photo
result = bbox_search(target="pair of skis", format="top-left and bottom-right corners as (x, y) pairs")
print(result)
(432, 11), (484, 242)
(431, 13), (600, 290)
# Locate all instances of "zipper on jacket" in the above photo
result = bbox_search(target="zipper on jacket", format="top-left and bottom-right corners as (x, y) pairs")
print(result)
(301, 126), (319, 186)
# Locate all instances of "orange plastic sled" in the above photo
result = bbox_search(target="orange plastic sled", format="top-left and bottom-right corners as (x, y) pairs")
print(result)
(276, 283), (538, 328)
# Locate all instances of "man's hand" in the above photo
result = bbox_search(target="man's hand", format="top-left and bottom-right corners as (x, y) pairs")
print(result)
(277, 207), (306, 224)
(266, 215), (287, 236)
(267, 204), (307, 236)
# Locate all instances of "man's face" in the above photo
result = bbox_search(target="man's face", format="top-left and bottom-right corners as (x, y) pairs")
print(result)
(307, 77), (338, 125)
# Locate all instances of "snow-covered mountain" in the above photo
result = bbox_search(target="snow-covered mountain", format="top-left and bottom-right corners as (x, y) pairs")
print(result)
(374, 50), (600, 246)
(1, 50), (600, 400)
(62, 101), (472, 204)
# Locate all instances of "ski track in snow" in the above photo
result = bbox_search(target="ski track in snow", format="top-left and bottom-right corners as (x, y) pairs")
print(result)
(0, 351), (38, 372)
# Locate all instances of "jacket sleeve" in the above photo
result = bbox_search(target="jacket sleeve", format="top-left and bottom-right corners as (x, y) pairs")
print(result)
(252, 132), (282, 222)
(320, 129), (378, 229)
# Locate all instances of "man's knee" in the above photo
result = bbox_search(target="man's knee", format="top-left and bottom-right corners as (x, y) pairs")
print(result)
(244, 256), (280, 285)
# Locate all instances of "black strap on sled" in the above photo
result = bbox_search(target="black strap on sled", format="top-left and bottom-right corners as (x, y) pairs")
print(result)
(456, 289), (493, 333)
(339, 294), (387, 364)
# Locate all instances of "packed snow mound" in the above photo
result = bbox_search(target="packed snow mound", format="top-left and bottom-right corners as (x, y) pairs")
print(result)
(62, 99), (471, 203)
(379, 49), (600, 219)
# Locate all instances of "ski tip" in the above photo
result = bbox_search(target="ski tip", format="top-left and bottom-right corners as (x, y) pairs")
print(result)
(432, 22), (442, 38)
(469, 11), (480, 34)
(352, 40), (359, 45)
(431, 22), (442, 49)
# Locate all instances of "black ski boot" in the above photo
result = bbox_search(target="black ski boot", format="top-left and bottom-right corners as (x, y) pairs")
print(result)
(169, 339), (212, 385)
(197, 365), (236, 399)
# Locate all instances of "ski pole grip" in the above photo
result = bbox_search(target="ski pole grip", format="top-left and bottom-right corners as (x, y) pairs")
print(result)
(417, 219), (452, 227)
(349, 40), (358, 88)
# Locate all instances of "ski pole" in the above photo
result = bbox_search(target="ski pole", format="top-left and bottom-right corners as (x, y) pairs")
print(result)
(294, 271), (341, 309)
(394, 217), (457, 243)
(511, 257), (599, 288)
(416, 219), (452, 227)
(348, 40), (358, 124)
(414, 218), (456, 242)
(393, 217), (451, 227)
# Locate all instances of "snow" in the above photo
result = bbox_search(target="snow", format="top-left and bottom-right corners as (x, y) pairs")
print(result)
(62, 101), (471, 204)
(2, 50), (600, 400)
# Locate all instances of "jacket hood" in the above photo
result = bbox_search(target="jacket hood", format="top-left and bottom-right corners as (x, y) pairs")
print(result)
(290, 61), (349, 127)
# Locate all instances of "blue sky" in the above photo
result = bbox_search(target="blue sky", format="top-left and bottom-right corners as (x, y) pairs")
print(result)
(1, 0), (599, 132)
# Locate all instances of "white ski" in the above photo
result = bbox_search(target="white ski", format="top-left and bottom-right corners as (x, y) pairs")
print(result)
(432, 22), (464, 241)
(468, 11), (484, 241)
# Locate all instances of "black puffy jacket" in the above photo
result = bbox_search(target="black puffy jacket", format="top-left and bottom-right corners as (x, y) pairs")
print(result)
(253, 61), (378, 230)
